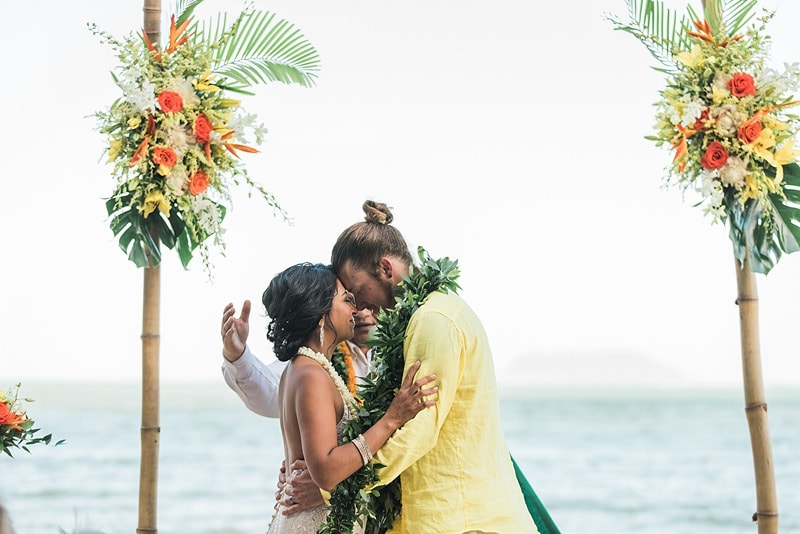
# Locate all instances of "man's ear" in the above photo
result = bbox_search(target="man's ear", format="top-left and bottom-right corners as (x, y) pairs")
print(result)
(378, 257), (393, 280)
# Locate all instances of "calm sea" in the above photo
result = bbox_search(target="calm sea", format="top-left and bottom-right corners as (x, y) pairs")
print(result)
(1, 382), (798, 534)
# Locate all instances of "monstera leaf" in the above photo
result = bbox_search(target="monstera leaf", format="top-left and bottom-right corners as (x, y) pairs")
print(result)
(726, 163), (800, 274)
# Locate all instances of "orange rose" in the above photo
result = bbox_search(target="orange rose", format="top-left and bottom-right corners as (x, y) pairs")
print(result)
(189, 170), (210, 195)
(157, 91), (184, 113)
(152, 146), (178, 167)
(194, 114), (213, 143)
(738, 118), (763, 145)
(701, 141), (729, 170)
(727, 72), (756, 97)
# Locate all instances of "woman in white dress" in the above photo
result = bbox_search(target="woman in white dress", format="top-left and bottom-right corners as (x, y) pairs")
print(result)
(241, 263), (436, 533)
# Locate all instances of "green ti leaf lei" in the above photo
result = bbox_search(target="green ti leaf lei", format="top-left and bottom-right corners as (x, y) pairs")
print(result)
(319, 246), (461, 534)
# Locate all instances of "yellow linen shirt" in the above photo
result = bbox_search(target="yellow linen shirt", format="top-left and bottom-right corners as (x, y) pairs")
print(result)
(372, 292), (538, 534)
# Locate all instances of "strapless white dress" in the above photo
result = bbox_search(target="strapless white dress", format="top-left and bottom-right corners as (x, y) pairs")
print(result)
(265, 401), (365, 534)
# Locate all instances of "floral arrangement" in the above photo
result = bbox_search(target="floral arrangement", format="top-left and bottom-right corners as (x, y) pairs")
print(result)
(609, 0), (800, 274)
(321, 247), (461, 534)
(1, 384), (63, 458)
(91, 1), (319, 269)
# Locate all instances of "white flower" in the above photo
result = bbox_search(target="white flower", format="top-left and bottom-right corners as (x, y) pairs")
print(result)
(170, 78), (201, 108)
(118, 71), (157, 112)
(191, 196), (223, 235)
(710, 104), (745, 137)
(679, 99), (705, 128)
(697, 171), (726, 223)
(165, 166), (188, 195)
(719, 156), (748, 187)
(164, 124), (192, 156)
(228, 111), (268, 145)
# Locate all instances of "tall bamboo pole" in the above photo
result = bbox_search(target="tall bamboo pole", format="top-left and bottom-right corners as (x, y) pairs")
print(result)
(734, 252), (778, 533)
(138, 3), (161, 533)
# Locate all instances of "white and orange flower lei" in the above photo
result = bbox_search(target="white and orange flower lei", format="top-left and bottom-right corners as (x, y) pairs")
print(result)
(297, 346), (359, 410)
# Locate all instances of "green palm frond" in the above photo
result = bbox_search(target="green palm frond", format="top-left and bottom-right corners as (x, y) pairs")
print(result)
(687, 0), (758, 39)
(609, 0), (692, 69)
(193, 9), (320, 92)
(174, 0), (206, 28)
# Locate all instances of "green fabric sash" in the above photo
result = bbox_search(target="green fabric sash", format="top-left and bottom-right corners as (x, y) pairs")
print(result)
(511, 455), (561, 534)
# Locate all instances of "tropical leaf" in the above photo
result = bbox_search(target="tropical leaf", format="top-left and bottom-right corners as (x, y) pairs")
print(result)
(193, 9), (320, 91)
(174, 0), (206, 28)
(608, 0), (692, 69)
(725, 163), (800, 274)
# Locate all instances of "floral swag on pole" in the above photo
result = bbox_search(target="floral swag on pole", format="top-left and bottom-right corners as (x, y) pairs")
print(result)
(608, 0), (800, 274)
(91, 2), (319, 269)
(1, 384), (63, 458)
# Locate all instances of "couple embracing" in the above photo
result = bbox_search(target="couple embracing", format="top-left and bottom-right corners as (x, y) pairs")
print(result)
(221, 200), (539, 533)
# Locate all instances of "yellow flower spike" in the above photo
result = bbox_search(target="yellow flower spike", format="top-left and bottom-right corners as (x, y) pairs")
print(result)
(128, 116), (142, 129)
(108, 139), (122, 162)
(142, 190), (170, 218)
(195, 70), (220, 93)
(219, 98), (241, 108)
(676, 44), (704, 68)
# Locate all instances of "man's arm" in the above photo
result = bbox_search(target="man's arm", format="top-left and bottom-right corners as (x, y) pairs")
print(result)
(220, 300), (285, 418)
(370, 310), (461, 485)
(221, 346), (286, 418)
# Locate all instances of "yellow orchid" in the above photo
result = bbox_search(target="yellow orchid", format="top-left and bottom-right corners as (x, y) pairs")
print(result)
(763, 116), (788, 131)
(141, 190), (171, 218)
(128, 116), (142, 129)
(748, 127), (776, 161)
(157, 164), (173, 177)
(742, 174), (760, 202)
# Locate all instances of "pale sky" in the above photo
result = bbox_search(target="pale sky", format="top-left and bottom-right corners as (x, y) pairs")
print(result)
(2, 0), (799, 389)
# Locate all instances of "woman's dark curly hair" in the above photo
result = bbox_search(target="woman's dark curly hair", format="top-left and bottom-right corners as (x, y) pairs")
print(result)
(262, 263), (339, 361)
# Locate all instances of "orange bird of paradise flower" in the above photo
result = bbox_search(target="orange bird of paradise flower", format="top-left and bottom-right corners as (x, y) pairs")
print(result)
(142, 15), (192, 61)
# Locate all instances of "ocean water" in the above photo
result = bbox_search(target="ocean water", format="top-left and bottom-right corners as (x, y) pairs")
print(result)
(1, 382), (798, 534)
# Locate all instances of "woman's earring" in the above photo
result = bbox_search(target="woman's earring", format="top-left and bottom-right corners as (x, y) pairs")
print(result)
(319, 324), (325, 347)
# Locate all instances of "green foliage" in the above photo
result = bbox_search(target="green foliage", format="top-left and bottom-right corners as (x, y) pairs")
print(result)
(319, 247), (461, 534)
(191, 8), (320, 94)
(726, 163), (800, 274)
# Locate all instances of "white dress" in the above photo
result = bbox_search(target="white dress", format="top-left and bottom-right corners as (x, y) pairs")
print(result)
(265, 400), (365, 534)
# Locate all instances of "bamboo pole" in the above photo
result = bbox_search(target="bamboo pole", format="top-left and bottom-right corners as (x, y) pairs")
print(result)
(734, 252), (778, 533)
(138, 3), (161, 533)
(138, 242), (161, 534)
